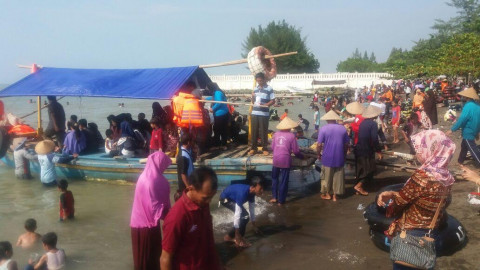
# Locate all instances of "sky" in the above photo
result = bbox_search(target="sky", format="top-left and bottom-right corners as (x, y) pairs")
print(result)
(0, 0), (459, 84)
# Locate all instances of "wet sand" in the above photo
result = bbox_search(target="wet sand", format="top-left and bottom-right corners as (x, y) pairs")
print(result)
(219, 104), (480, 270)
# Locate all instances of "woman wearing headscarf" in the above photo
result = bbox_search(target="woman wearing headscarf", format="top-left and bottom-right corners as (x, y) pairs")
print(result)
(130, 151), (172, 270)
(151, 102), (167, 126)
(422, 90), (438, 126)
(412, 89), (425, 109)
(377, 130), (456, 270)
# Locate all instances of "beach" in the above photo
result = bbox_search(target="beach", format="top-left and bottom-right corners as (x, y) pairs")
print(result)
(0, 97), (478, 269)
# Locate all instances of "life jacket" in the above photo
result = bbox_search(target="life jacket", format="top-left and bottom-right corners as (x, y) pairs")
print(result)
(173, 92), (204, 128)
(8, 124), (35, 135)
(228, 104), (235, 114)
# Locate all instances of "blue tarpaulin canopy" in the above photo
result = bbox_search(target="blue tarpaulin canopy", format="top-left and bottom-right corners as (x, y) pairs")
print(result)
(0, 66), (212, 99)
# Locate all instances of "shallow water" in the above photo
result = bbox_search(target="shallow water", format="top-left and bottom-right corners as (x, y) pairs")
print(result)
(0, 163), (279, 269)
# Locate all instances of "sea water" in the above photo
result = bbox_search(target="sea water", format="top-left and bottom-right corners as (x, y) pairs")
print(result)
(0, 96), (325, 269)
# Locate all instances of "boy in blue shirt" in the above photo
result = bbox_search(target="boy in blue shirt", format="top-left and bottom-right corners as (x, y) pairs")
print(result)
(220, 178), (265, 247)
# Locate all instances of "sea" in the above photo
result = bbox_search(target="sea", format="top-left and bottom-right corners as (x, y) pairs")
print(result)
(0, 96), (328, 269)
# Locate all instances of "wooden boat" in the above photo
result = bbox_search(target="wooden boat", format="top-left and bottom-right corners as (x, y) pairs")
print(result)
(1, 144), (319, 188)
(0, 66), (319, 188)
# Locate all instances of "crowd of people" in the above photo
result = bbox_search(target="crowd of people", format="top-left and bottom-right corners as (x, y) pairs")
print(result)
(2, 73), (480, 269)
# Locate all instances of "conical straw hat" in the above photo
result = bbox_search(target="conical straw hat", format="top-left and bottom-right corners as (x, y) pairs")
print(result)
(276, 117), (298, 130)
(320, 110), (341, 121)
(362, 105), (382, 119)
(458, 87), (480, 100)
(346, 102), (365, 115)
(35, 140), (55, 155)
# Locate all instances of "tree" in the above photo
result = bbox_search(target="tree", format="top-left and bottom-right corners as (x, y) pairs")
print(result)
(369, 52), (376, 63)
(242, 20), (320, 73)
(336, 49), (383, 72)
(433, 0), (480, 35)
(435, 33), (480, 76)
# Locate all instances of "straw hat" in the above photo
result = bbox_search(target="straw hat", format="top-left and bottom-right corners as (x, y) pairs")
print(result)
(276, 117), (298, 130)
(362, 105), (382, 119)
(35, 140), (55, 155)
(345, 102), (365, 115)
(458, 87), (480, 100)
(320, 110), (341, 121)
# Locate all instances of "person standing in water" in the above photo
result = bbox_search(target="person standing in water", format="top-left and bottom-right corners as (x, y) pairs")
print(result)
(130, 151), (171, 270)
(161, 167), (221, 270)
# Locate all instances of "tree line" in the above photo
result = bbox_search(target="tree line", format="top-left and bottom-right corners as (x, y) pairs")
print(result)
(336, 0), (480, 78)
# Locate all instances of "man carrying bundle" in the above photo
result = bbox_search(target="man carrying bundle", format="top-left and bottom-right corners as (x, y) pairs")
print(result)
(249, 72), (275, 156)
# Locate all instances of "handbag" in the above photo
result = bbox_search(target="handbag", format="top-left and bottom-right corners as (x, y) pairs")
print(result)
(390, 198), (444, 269)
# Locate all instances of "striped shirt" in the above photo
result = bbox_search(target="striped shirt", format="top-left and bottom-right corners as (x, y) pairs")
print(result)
(252, 84), (275, 117)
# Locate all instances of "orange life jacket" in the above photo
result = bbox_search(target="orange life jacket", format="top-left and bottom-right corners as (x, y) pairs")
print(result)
(8, 124), (35, 135)
(172, 92), (204, 128)
(228, 104), (235, 114)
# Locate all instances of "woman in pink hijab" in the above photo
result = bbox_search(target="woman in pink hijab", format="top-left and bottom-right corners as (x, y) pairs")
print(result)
(130, 151), (172, 270)
(377, 130), (456, 269)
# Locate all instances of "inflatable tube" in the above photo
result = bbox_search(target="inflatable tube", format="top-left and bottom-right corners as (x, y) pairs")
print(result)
(364, 202), (394, 232)
(247, 46), (277, 80)
(368, 215), (467, 256)
(0, 127), (10, 159)
(365, 185), (467, 256)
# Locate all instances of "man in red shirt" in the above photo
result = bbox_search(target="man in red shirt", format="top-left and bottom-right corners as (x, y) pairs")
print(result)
(160, 167), (221, 270)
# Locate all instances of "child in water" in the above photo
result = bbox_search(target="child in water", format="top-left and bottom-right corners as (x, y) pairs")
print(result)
(0, 241), (18, 270)
(16, 219), (41, 249)
(26, 232), (65, 270)
(58, 180), (75, 221)
(297, 114), (310, 131)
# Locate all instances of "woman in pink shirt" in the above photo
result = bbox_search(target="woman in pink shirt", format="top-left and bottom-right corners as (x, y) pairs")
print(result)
(270, 117), (303, 205)
(130, 151), (172, 270)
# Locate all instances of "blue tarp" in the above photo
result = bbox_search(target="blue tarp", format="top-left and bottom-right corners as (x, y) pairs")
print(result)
(0, 66), (212, 99)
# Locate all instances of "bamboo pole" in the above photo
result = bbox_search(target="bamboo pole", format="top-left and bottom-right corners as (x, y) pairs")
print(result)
(199, 99), (267, 108)
(37, 96), (43, 136)
(21, 96), (66, 119)
(199, 51), (297, 68)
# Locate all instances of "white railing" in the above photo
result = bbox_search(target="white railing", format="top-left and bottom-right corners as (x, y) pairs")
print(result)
(208, 72), (393, 91)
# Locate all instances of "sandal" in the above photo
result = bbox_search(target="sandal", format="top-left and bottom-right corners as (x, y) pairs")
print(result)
(269, 199), (277, 203)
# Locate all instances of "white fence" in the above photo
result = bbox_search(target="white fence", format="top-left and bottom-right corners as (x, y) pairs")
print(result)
(208, 72), (393, 91)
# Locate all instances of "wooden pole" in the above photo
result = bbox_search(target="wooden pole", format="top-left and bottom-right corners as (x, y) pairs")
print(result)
(199, 51), (297, 69)
(37, 96), (43, 136)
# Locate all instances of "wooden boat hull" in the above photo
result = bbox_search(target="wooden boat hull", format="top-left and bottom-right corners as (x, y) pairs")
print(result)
(1, 151), (319, 189)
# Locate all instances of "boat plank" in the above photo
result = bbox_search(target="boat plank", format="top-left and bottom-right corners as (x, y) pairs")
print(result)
(212, 145), (248, 159)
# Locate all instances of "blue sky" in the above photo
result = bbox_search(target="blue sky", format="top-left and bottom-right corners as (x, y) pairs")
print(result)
(0, 0), (458, 84)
